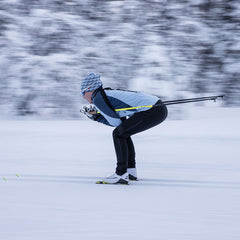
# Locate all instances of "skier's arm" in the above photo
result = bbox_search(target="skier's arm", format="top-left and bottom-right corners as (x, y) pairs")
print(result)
(92, 91), (122, 127)
(92, 113), (114, 126)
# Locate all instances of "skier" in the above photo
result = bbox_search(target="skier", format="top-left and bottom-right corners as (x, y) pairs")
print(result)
(81, 73), (168, 184)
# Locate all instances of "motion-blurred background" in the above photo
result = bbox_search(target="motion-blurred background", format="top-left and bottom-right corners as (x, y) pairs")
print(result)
(0, 0), (239, 119)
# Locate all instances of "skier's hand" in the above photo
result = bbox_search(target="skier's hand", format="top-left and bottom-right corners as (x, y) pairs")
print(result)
(80, 105), (98, 120)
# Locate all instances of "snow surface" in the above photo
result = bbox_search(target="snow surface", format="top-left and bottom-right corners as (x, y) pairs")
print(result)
(1, 107), (240, 240)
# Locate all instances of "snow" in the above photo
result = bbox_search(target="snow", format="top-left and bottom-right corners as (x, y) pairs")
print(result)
(1, 107), (240, 240)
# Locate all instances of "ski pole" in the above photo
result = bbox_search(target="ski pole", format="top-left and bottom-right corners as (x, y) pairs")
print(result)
(82, 95), (225, 114)
(113, 95), (225, 112)
(159, 95), (225, 106)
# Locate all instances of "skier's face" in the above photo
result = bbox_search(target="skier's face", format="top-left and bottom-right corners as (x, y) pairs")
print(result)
(84, 91), (93, 103)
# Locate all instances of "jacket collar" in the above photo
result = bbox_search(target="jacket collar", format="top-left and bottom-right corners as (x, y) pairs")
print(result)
(91, 86), (102, 101)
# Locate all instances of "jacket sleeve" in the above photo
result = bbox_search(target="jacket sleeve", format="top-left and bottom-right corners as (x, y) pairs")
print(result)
(92, 90), (122, 127)
(92, 113), (114, 126)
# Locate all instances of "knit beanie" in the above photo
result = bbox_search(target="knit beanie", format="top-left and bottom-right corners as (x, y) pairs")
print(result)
(81, 73), (102, 94)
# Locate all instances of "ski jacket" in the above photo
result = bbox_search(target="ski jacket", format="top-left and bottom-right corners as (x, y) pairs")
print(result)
(91, 87), (159, 127)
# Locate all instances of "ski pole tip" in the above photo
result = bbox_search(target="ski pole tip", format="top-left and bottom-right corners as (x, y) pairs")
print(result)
(218, 95), (225, 100)
(212, 95), (225, 102)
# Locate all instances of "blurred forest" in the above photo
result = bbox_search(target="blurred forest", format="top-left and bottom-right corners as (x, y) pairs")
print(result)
(0, 0), (239, 119)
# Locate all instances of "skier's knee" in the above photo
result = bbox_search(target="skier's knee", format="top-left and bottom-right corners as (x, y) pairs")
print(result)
(113, 126), (126, 138)
(113, 128), (121, 138)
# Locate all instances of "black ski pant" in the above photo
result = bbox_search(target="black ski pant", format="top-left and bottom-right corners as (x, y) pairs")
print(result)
(112, 100), (168, 175)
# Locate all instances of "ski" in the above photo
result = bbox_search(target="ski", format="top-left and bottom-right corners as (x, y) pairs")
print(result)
(96, 180), (129, 185)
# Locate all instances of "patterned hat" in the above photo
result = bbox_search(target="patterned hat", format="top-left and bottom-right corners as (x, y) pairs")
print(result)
(81, 73), (102, 94)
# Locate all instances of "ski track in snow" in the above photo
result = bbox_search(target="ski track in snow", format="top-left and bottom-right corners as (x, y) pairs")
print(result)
(0, 107), (240, 240)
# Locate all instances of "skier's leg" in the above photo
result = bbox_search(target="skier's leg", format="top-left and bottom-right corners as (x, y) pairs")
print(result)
(127, 137), (135, 168)
(117, 102), (168, 137)
(113, 101), (168, 175)
(112, 130), (128, 175)
(112, 135), (135, 175)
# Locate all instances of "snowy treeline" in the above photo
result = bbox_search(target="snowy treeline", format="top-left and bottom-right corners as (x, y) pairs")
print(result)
(0, 0), (239, 118)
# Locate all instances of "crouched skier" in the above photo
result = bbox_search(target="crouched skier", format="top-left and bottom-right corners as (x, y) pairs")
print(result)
(80, 73), (168, 184)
